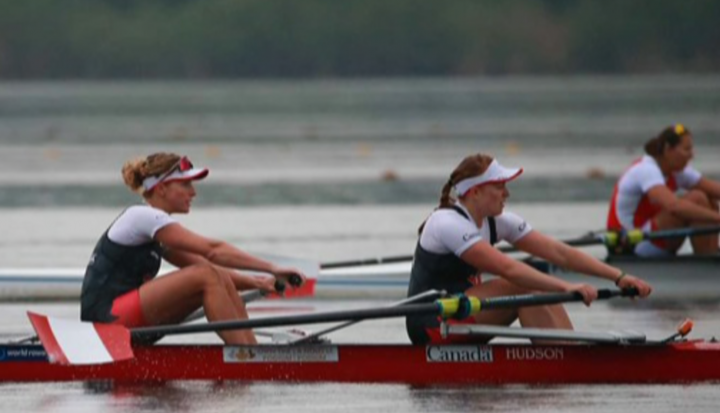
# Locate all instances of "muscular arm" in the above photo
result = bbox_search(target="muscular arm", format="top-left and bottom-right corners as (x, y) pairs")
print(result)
(511, 230), (653, 297)
(163, 248), (270, 291)
(460, 240), (573, 292)
(156, 223), (279, 274)
(512, 231), (621, 282)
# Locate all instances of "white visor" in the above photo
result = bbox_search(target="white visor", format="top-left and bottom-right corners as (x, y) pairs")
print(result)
(142, 167), (209, 192)
(454, 159), (523, 196)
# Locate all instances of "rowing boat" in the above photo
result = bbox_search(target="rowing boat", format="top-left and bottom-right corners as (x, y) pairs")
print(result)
(3, 288), (718, 384)
(2, 339), (719, 384)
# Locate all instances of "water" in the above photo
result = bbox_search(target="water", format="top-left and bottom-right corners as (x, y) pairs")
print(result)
(1, 76), (719, 412)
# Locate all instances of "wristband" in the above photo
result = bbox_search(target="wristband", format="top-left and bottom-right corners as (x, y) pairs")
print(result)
(614, 271), (627, 286)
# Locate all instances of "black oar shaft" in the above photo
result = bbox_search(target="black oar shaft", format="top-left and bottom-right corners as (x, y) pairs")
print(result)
(130, 288), (635, 341)
(321, 255), (413, 269)
(481, 288), (634, 309)
(131, 301), (443, 340)
(645, 225), (720, 240)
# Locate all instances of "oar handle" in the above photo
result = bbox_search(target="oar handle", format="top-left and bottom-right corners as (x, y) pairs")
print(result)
(480, 288), (638, 310)
(600, 287), (638, 299)
(274, 280), (287, 294)
(288, 274), (304, 287)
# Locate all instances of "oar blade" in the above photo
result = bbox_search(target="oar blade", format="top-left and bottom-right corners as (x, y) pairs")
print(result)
(27, 312), (134, 365)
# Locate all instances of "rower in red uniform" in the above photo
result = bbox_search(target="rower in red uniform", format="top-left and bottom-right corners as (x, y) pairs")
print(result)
(81, 152), (306, 344)
(406, 153), (652, 345)
(607, 124), (720, 256)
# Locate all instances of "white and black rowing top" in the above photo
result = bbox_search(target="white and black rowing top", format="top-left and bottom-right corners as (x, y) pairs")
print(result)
(80, 205), (176, 322)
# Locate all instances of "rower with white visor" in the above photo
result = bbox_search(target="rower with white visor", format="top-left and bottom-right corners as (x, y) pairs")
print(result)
(81, 152), (306, 345)
(406, 153), (653, 345)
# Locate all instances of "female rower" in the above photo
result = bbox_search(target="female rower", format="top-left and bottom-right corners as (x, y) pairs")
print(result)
(81, 152), (306, 344)
(607, 124), (720, 256)
(406, 153), (652, 345)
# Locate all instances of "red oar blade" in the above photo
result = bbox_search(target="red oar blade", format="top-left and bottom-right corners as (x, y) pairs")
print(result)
(27, 311), (134, 365)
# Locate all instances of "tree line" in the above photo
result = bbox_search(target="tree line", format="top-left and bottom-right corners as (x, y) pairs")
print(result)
(1, 0), (718, 78)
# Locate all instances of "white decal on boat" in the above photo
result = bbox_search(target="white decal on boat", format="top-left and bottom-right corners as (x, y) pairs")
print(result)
(505, 347), (564, 361)
(223, 346), (339, 363)
(426, 345), (493, 363)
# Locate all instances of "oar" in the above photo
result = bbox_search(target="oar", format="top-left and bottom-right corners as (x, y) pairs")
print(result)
(290, 289), (444, 344)
(320, 225), (720, 268)
(604, 225), (720, 247)
(27, 288), (637, 365)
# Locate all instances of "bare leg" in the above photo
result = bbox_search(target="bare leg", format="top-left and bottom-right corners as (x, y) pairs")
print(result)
(220, 272), (256, 343)
(465, 278), (573, 343)
(139, 263), (256, 344)
(654, 190), (719, 254)
(686, 191), (719, 254)
(518, 304), (572, 330)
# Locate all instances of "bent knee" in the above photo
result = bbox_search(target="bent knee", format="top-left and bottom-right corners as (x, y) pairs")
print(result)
(186, 263), (224, 286)
(468, 278), (529, 298)
(683, 190), (712, 208)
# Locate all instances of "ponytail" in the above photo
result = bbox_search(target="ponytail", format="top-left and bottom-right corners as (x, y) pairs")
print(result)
(643, 137), (664, 157)
(418, 177), (456, 235)
(438, 178), (455, 209)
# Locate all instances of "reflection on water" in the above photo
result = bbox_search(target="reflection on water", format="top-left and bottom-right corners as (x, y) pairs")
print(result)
(5, 380), (717, 413)
(406, 385), (720, 413)
(82, 381), (256, 413)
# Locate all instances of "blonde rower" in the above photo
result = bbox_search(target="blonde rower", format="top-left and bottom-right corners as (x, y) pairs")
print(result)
(81, 153), (305, 344)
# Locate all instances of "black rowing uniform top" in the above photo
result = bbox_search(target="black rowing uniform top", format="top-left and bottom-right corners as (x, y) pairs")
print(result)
(80, 205), (173, 322)
(405, 203), (531, 344)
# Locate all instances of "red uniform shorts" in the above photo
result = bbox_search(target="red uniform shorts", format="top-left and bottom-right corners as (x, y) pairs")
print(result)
(110, 289), (150, 328)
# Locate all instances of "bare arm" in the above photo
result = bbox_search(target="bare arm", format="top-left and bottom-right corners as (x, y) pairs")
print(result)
(512, 230), (652, 297)
(647, 184), (720, 223)
(513, 231), (621, 282)
(460, 240), (576, 293)
(155, 223), (305, 282)
(693, 177), (720, 201)
(162, 249), (269, 290)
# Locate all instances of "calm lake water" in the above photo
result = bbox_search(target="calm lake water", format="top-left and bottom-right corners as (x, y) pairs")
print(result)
(1, 76), (719, 412)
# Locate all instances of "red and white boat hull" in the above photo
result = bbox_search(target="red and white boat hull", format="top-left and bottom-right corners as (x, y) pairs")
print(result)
(2, 341), (720, 384)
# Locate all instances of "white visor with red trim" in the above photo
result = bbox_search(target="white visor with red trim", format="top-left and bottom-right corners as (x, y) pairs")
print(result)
(142, 157), (209, 192)
(454, 159), (523, 196)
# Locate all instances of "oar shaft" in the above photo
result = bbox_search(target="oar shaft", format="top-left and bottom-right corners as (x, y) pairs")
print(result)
(130, 288), (635, 341)
(644, 225), (720, 240)
(131, 301), (446, 340)
(480, 288), (632, 309)
(321, 255), (413, 269)
(291, 289), (444, 344)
